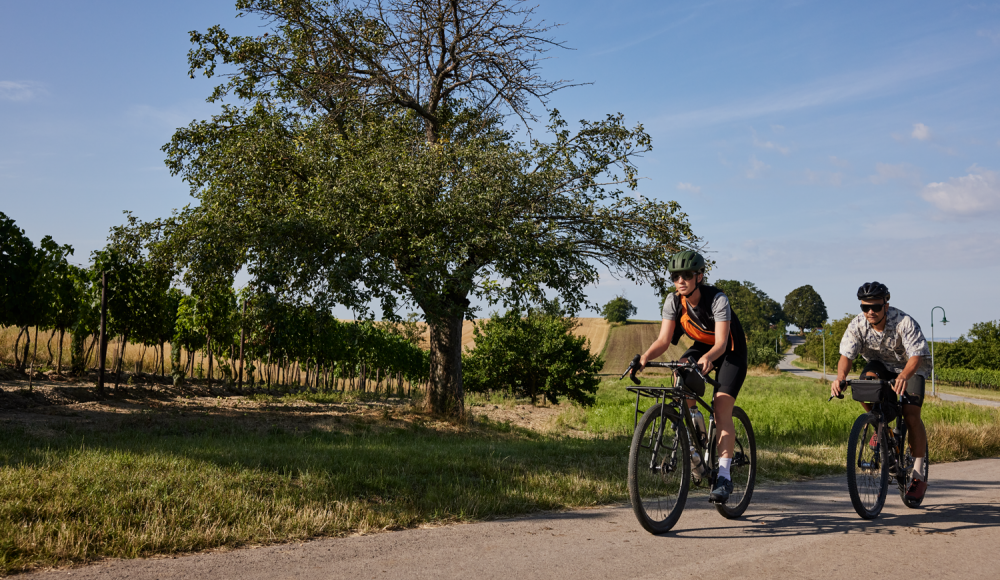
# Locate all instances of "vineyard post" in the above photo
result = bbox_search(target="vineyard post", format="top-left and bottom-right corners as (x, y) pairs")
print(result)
(97, 271), (108, 395)
(238, 299), (246, 392)
(930, 306), (948, 397)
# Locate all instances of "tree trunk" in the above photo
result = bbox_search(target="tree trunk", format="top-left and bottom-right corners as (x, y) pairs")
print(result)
(46, 328), (57, 364)
(28, 326), (39, 391)
(426, 315), (465, 417)
(207, 332), (213, 387)
(57, 328), (65, 374)
(13, 326), (24, 369)
(19, 326), (30, 372)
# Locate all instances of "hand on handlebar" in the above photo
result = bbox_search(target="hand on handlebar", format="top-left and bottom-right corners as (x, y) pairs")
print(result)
(830, 378), (845, 400)
(892, 375), (908, 396)
(696, 356), (713, 376)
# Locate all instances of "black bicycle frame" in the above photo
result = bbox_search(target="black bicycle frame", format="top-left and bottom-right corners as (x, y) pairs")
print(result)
(623, 357), (722, 484)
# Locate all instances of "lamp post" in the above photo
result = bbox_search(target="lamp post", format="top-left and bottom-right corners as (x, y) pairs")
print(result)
(820, 326), (827, 381)
(930, 306), (948, 397)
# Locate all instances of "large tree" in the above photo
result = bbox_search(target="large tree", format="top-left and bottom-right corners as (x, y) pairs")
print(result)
(153, 0), (697, 417)
(783, 284), (828, 333)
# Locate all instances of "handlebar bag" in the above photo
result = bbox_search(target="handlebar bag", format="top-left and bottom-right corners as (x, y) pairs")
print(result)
(850, 380), (888, 403)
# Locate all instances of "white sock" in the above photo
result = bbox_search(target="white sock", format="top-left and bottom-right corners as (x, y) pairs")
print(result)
(913, 456), (925, 480)
(718, 457), (732, 480)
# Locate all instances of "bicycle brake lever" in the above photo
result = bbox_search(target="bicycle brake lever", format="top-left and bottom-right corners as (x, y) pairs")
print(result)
(630, 372), (641, 385)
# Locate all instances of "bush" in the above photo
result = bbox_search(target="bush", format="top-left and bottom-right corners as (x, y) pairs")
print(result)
(795, 313), (864, 371)
(600, 295), (637, 324)
(463, 309), (604, 405)
(715, 280), (786, 369)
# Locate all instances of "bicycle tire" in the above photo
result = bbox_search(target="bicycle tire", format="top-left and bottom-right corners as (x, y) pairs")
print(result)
(716, 405), (756, 519)
(846, 413), (889, 520)
(900, 440), (930, 508)
(627, 403), (690, 534)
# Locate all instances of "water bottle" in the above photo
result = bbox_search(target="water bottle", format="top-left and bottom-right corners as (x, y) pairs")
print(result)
(690, 407), (708, 448)
(690, 446), (707, 481)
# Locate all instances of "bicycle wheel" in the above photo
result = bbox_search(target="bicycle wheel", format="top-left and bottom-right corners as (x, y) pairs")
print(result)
(846, 413), (889, 519)
(628, 403), (690, 534)
(716, 405), (756, 519)
(900, 440), (930, 508)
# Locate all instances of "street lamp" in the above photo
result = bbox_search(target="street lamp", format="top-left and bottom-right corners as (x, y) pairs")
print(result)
(930, 306), (948, 397)
(820, 326), (827, 381)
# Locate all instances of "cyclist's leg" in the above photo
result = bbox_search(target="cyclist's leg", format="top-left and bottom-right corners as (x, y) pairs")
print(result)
(713, 357), (747, 455)
(679, 345), (709, 411)
(902, 375), (927, 480)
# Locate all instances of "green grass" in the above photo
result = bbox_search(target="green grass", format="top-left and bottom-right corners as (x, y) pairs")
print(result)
(3, 374), (1000, 574)
(0, 409), (628, 575)
(557, 373), (1000, 481)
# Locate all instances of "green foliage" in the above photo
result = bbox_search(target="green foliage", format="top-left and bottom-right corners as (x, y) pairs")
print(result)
(932, 319), (1000, 371)
(935, 367), (1000, 389)
(600, 294), (637, 324)
(463, 309), (604, 406)
(148, 0), (700, 416)
(714, 279), (785, 368)
(794, 313), (865, 371)
(783, 284), (828, 331)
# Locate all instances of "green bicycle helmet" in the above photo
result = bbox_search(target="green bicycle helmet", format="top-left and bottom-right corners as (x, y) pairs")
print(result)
(667, 250), (706, 273)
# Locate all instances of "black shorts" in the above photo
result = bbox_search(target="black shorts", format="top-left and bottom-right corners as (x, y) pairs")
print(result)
(681, 345), (747, 399)
(860, 360), (925, 407)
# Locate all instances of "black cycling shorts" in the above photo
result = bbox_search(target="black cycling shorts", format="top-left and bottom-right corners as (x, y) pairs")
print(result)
(681, 344), (747, 400)
(860, 360), (924, 407)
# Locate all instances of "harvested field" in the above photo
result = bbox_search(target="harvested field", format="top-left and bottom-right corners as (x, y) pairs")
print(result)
(599, 321), (693, 375)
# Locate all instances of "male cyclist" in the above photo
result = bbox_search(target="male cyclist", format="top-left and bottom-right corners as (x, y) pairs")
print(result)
(830, 282), (931, 502)
(636, 250), (748, 504)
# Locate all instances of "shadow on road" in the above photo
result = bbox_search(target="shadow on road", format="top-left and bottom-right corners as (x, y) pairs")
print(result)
(659, 476), (1000, 540)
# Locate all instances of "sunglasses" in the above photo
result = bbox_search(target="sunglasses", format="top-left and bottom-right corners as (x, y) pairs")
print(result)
(670, 271), (696, 282)
(860, 303), (885, 313)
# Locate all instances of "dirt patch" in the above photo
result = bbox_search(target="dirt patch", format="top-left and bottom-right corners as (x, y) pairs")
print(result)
(0, 370), (574, 440)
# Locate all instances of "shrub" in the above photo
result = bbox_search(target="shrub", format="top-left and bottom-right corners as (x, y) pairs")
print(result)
(463, 309), (604, 405)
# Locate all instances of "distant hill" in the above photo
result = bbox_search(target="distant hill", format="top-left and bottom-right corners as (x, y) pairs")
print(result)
(599, 321), (693, 376)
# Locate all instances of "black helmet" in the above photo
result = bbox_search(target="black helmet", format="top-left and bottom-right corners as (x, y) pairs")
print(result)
(667, 250), (706, 273)
(857, 281), (890, 301)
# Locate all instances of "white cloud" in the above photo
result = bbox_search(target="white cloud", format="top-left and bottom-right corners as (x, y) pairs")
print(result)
(869, 162), (921, 186)
(804, 169), (843, 186)
(979, 29), (1000, 43)
(770, 124), (785, 133)
(911, 123), (931, 141)
(655, 53), (979, 128)
(0, 81), (45, 101)
(746, 155), (769, 179)
(922, 165), (1000, 215)
(677, 182), (701, 194)
(829, 156), (851, 168)
(752, 129), (790, 154)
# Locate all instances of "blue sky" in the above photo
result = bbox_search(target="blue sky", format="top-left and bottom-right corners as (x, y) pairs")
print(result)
(3, 0), (999, 338)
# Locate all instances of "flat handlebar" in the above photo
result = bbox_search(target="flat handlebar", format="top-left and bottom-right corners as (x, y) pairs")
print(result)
(620, 354), (721, 388)
(827, 378), (894, 402)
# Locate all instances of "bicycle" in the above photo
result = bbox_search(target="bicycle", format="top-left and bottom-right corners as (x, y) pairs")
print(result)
(620, 354), (757, 534)
(830, 378), (930, 520)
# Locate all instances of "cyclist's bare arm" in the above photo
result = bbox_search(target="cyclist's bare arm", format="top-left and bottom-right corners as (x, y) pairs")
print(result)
(831, 356), (853, 398)
(639, 318), (677, 370)
(697, 320), (730, 375)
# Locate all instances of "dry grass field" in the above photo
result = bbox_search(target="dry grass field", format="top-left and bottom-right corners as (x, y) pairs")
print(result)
(599, 320), (693, 375)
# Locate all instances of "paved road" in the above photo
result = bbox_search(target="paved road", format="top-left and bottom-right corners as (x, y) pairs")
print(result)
(777, 334), (828, 380)
(778, 336), (1000, 408)
(26, 458), (1000, 580)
